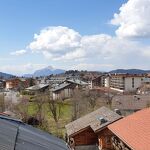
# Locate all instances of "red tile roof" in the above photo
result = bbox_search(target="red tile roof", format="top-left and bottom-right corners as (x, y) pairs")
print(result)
(108, 108), (150, 150)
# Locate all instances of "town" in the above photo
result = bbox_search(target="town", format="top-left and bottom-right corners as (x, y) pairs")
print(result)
(0, 0), (150, 149)
(0, 68), (150, 150)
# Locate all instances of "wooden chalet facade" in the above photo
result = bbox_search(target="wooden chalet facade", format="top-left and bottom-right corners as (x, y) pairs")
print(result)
(51, 79), (89, 100)
(51, 83), (76, 100)
(73, 127), (98, 146)
(65, 107), (122, 150)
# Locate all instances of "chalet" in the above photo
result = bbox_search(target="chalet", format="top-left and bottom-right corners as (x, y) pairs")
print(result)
(6, 78), (29, 90)
(51, 83), (76, 100)
(108, 108), (150, 150)
(112, 95), (150, 116)
(0, 114), (69, 150)
(50, 79), (89, 100)
(65, 106), (122, 150)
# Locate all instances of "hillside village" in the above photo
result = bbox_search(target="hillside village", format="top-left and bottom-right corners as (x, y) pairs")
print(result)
(0, 69), (150, 150)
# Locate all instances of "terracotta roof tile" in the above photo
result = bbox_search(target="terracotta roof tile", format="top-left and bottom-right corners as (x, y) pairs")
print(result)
(108, 108), (150, 150)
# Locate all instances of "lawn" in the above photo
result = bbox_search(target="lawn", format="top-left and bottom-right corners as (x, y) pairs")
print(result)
(26, 99), (73, 139)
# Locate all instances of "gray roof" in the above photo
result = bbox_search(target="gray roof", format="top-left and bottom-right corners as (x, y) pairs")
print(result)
(112, 95), (150, 110)
(26, 84), (49, 91)
(0, 115), (69, 150)
(67, 79), (88, 86)
(51, 83), (71, 92)
(65, 106), (121, 136)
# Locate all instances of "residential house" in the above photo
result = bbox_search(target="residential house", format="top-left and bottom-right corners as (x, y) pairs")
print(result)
(0, 114), (69, 150)
(51, 83), (76, 100)
(111, 95), (150, 116)
(6, 78), (29, 90)
(50, 79), (89, 100)
(137, 75), (150, 94)
(108, 108), (150, 150)
(137, 84), (150, 94)
(65, 106), (122, 150)
(89, 76), (102, 89)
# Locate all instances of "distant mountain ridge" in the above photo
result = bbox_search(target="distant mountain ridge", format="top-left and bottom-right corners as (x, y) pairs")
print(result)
(109, 69), (150, 74)
(24, 66), (65, 77)
(0, 72), (15, 79)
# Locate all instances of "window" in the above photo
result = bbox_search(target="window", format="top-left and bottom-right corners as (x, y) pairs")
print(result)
(132, 78), (134, 88)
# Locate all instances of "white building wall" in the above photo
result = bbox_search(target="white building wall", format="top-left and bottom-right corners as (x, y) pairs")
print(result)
(105, 77), (110, 87)
(124, 77), (142, 92)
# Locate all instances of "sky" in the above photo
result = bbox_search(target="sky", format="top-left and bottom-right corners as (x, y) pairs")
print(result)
(1, 0), (150, 75)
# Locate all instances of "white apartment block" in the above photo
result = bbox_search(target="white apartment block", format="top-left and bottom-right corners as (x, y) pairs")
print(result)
(106, 74), (144, 92)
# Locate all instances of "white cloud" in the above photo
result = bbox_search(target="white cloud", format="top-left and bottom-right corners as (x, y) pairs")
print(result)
(71, 63), (115, 71)
(111, 0), (150, 38)
(0, 63), (47, 75)
(10, 25), (150, 73)
(28, 26), (143, 61)
(10, 49), (27, 56)
(29, 26), (81, 52)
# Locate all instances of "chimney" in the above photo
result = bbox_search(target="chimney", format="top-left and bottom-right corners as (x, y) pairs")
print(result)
(114, 109), (122, 115)
(97, 117), (107, 124)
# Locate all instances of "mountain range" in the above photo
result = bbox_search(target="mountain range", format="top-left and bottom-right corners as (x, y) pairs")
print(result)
(24, 66), (65, 77)
(1, 68), (150, 79)
(109, 69), (150, 74)
(0, 72), (15, 79)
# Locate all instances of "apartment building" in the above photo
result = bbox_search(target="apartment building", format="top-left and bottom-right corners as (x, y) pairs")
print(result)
(106, 74), (144, 92)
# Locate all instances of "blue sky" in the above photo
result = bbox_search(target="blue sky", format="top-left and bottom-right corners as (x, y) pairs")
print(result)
(0, 0), (150, 75)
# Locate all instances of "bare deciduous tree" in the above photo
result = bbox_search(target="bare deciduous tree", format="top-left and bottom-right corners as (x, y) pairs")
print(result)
(48, 99), (63, 124)
(71, 89), (89, 120)
(33, 92), (48, 125)
(0, 93), (5, 112)
(86, 90), (101, 110)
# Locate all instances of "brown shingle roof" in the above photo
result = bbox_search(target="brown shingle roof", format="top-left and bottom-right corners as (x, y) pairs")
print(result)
(65, 106), (121, 136)
(108, 108), (150, 150)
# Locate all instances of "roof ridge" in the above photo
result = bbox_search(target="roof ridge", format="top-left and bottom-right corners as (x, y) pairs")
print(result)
(0, 115), (23, 124)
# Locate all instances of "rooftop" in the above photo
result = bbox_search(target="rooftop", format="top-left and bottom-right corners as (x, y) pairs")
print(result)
(26, 84), (49, 91)
(66, 79), (88, 86)
(112, 95), (150, 110)
(51, 83), (71, 92)
(0, 114), (69, 150)
(108, 108), (150, 150)
(65, 106), (121, 136)
(110, 73), (145, 78)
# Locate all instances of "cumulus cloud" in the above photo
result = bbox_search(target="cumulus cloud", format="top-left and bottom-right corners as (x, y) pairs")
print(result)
(28, 26), (143, 61)
(10, 25), (150, 72)
(29, 26), (81, 52)
(10, 49), (27, 56)
(111, 0), (150, 38)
